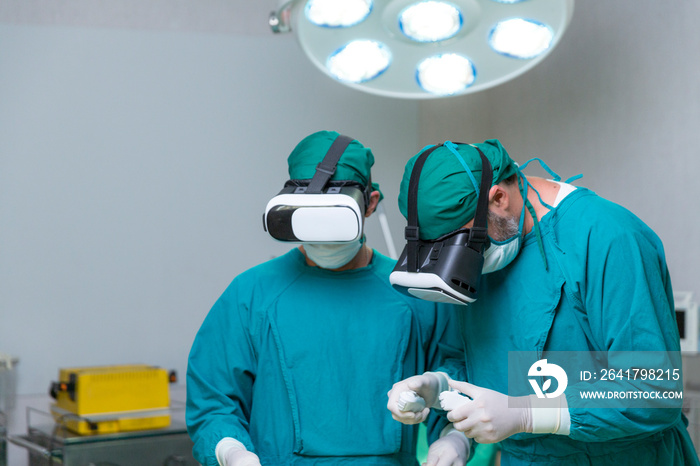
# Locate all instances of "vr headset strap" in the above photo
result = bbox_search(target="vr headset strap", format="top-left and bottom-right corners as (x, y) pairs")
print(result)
(406, 145), (441, 272)
(305, 135), (354, 194)
(468, 149), (493, 250)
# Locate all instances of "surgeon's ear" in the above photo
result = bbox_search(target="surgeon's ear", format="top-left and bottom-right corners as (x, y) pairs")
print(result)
(488, 184), (510, 214)
(365, 191), (381, 217)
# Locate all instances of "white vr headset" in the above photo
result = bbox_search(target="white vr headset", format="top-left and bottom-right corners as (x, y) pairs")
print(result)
(263, 134), (371, 243)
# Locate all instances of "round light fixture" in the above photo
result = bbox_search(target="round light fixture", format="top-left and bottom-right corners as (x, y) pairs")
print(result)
(489, 18), (554, 59)
(326, 40), (392, 83)
(399, 1), (463, 43)
(417, 54), (476, 95)
(275, 0), (574, 98)
(304, 0), (373, 28)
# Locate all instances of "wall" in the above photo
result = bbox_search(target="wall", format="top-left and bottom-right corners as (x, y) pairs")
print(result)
(0, 24), (419, 395)
(420, 0), (700, 300)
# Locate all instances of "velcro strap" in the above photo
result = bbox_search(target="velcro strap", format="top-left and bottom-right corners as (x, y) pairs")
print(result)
(405, 226), (420, 241)
(306, 135), (354, 194)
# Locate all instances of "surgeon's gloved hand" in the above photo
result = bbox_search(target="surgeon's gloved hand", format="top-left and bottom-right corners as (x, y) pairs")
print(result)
(387, 372), (450, 424)
(424, 425), (470, 466)
(215, 437), (262, 466)
(446, 379), (532, 444)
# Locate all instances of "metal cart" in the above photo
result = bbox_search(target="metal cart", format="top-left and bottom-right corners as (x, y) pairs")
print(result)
(8, 406), (199, 466)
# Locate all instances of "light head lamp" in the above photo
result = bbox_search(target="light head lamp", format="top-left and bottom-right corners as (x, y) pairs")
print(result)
(389, 144), (492, 305)
(263, 134), (371, 243)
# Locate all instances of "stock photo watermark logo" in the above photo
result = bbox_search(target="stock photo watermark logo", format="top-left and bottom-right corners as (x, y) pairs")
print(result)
(528, 359), (568, 398)
(510, 352), (685, 409)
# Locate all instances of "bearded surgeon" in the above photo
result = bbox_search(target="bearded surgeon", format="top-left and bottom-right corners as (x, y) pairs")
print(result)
(386, 140), (699, 465)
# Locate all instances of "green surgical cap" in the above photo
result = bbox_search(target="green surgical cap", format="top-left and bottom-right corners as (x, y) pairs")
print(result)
(288, 130), (383, 201)
(398, 139), (517, 240)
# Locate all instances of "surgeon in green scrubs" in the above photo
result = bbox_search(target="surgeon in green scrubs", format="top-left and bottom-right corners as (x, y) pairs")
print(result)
(186, 131), (468, 466)
(387, 140), (699, 465)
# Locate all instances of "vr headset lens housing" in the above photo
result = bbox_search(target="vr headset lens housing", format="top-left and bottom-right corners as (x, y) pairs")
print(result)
(389, 144), (493, 305)
(264, 181), (368, 242)
(263, 135), (371, 243)
(391, 228), (487, 304)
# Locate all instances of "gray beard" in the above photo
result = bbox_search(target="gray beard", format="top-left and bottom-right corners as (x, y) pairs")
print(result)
(487, 210), (520, 242)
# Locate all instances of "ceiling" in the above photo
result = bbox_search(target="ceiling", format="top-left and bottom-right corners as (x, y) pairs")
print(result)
(0, 0), (281, 36)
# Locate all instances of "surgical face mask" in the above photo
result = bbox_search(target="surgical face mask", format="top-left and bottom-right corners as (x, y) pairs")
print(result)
(482, 204), (524, 274)
(303, 239), (363, 270)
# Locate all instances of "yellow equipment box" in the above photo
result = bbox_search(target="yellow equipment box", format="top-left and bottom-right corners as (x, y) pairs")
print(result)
(49, 364), (172, 435)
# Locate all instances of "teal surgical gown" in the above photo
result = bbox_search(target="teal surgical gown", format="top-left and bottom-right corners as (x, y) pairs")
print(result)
(441, 187), (699, 465)
(186, 249), (461, 466)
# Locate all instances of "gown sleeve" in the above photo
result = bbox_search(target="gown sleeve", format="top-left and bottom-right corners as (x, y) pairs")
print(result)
(425, 303), (469, 444)
(566, 218), (683, 442)
(186, 277), (258, 466)
(434, 303), (467, 383)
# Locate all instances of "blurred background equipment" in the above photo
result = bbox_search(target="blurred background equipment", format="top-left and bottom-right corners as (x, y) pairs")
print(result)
(48, 364), (172, 435)
(0, 353), (19, 466)
(676, 292), (699, 354)
(7, 364), (197, 465)
(0, 354), (19, 417)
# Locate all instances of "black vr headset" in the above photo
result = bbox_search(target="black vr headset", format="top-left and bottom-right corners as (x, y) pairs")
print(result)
(389, 144), (493, 305)
(263, 134), (372, 243)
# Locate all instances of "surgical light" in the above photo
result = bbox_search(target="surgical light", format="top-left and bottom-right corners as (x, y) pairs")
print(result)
(327, 40), (392, 83)
(417, 54), (476, 96)
(270, 0), (574, 99)
(399, 2), (463, 43)
(489, 18), (553, 59)
(304, 0), (373, 28)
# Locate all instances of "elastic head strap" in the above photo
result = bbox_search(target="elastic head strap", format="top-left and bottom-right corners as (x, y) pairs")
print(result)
(470, 148), (492, 229)
(305, 134), (354, 194)
(406, 144), (441, 272)
(468, 148), (493, 250)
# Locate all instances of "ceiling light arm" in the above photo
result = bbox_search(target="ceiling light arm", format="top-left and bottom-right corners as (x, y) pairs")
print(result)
(269, 0), (296, 33)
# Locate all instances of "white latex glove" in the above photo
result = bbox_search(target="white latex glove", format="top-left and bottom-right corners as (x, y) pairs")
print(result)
(424, 426), (470, 466)
(387, 372), (449, 424)
(446, 379), (532, 444)
(223, 450), (262, 466)
(216, 438), (262, 466)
